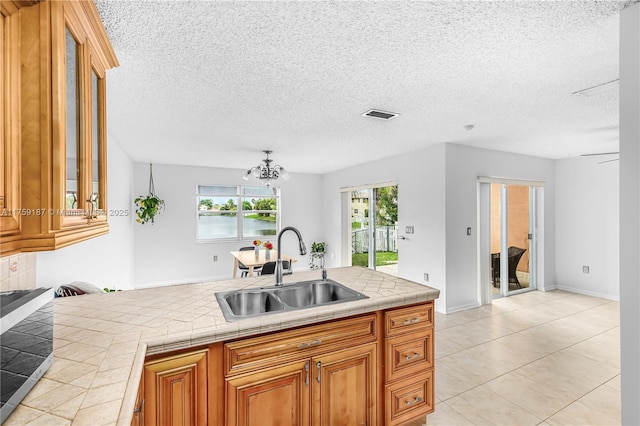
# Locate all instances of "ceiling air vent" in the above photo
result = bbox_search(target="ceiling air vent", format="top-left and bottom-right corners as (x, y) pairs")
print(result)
(362, 109), (399, 120)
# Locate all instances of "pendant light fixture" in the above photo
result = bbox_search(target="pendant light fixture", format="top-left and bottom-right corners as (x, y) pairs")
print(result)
(242, 150), (290, 187)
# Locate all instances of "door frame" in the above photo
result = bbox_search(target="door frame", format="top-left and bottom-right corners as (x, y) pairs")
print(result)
(341, 181), (398, 272)
(478, 177), (545, 305)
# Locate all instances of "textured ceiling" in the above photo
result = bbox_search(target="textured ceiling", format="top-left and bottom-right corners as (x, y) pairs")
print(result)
(95, 0), (635, 174)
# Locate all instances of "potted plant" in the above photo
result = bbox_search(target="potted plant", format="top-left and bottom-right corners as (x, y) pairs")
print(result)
(311, 242), (326, 254)
(135, 163), (165, 225)
(134, 194), (165, 224)
(310, 242), (326, 270)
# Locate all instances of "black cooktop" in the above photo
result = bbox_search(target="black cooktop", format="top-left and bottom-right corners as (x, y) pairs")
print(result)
(0, 288), (50, 319)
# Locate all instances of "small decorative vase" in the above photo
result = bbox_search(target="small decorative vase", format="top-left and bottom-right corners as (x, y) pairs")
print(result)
(254, 246), (259, 256)
(265, 249), (271, 260)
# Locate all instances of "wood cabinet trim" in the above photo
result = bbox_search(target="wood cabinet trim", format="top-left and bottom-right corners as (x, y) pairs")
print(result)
(385, 301), (434, 337)
(385, 329), (433, 383)
(385, 371), (434, 426)
(225, 313), (378, 376)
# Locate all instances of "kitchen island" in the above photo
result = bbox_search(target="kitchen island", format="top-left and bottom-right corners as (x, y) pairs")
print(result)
(4, 267), (439, 425)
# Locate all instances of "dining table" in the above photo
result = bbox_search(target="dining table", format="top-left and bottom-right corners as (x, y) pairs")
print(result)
(230, 249), (297, 278)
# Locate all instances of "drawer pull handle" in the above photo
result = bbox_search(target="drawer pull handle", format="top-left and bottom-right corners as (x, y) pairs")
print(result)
(316, 361), (322, 383)
(405, 396), (423, 406)
(403, 317), (421, 325)
(404, 352), (420, 361)
(298, 339), (322, 349)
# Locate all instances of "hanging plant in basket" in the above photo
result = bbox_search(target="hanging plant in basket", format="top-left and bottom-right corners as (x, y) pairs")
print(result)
(135, 163), (165, 224)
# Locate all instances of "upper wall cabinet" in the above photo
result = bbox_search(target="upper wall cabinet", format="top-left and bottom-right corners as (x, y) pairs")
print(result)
(0, 0), (118, 256)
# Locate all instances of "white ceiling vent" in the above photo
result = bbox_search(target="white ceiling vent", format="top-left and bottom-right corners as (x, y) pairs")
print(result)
(362, 109), (399, 120)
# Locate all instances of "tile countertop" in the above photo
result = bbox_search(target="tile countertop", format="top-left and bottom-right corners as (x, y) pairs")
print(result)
(5, 267), (439, 426)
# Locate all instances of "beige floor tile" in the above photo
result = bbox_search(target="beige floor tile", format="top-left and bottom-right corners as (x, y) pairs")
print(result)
(444, 318), (513, 349)
(447, 386), (542, 426)
(496, 330), (564, 358)
(436, 360), (485, 401)
(436, 312), (473, 330)
(426, 401), (475, 425)
(517, 351), (619, 400)
(547, 397), (619, 426)
(435, 331), (469, 359)
(440, 340), (541, 384)
(484, 371), (574, 419)
(604, 374), (621, 391)
(562, 328), (620, 369)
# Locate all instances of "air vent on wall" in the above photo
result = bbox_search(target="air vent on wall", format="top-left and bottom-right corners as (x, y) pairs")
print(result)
(362, 109), (399, 120)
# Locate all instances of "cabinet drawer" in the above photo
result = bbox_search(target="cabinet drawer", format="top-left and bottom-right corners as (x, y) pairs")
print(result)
(385, 329), (433, 382)
(225, 313), (377, 376)
(385, 371), (434, 426)
(385, 302), (433, 337)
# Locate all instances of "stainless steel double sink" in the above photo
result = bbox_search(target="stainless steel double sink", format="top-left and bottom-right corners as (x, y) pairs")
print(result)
(215, 279), (368, 322)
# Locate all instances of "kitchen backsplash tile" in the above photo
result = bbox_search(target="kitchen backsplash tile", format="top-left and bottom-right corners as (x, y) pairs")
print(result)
(1, 253), (36, 291)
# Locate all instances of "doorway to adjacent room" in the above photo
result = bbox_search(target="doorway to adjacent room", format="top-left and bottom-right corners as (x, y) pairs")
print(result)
(479, 178), (544, 302)
(345, 184), (399, 276)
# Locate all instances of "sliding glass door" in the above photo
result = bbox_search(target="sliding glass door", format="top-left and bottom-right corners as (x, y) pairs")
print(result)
(489, 183), (537, 298)
(349, 185), (398, 275)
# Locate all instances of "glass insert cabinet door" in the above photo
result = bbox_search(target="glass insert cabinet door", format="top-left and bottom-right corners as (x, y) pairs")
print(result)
(91, 67), (106, 215)
(65, 27), (80, 211)
(62, 23), (108, 223)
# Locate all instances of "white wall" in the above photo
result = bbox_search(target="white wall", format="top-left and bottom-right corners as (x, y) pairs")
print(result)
(322, 144), (448, 312)
(555, 157), (619, 300)
(132, 163), (323, 287)
(36, 137), (135, 290)
(443, 144), (556, 312)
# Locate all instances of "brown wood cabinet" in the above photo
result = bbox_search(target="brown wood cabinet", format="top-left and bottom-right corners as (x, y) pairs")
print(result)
(142, 346), (224, 426)
(383, 302), (435, 425)
(225, 313), (378, 426)
(139, 302), (435, 426)
(0, 0), (118, 256)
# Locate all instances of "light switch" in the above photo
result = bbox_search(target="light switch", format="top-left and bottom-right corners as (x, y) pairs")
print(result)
(405, 226), (415, 234)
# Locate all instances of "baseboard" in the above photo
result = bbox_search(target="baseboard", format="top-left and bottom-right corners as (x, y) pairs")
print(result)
(443, 301), (481, 314)
(554, 284), (619, 302)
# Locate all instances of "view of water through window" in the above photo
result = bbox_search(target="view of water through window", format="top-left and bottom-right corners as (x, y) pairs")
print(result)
(198, 214), (277, 239)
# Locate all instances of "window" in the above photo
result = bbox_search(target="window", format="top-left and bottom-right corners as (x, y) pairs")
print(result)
(197, 185), (280, 241)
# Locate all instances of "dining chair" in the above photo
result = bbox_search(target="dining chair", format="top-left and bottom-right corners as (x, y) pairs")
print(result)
(260, 261), (277, 275)
(238, 246), (262, 277)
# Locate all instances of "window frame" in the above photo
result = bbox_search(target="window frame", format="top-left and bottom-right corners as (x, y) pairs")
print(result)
(195, 184), (281, 243)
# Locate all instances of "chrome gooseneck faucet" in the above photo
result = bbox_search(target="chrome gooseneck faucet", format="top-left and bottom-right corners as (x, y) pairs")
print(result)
(276, 226), (307, 286)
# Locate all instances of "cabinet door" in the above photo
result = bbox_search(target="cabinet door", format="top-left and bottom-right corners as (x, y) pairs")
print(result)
(0, 4), (22, 255)
(226, 360), (310, 426)
(312, 343), (377, 426)
(144, 349), (209, 426)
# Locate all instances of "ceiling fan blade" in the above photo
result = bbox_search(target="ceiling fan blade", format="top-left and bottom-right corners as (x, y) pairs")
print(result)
(581, 152), (619, 157)
(598, 158), (619, 164)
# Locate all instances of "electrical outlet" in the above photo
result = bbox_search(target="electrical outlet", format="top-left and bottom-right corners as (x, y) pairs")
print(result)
(424, 273), (429, 282)
(582, 265), (589, 274)
(405, 226), (415, 234)
(213, 255), (218, 262)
